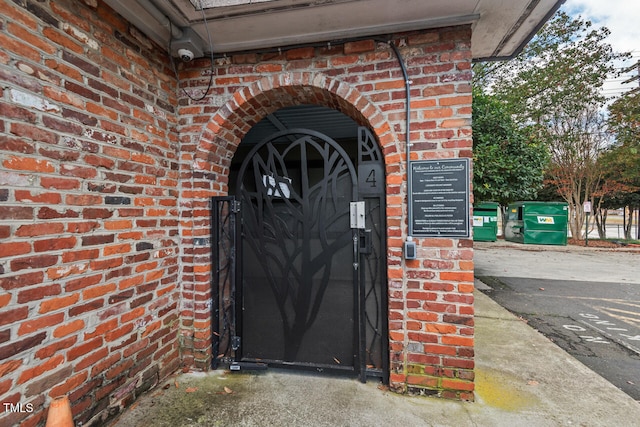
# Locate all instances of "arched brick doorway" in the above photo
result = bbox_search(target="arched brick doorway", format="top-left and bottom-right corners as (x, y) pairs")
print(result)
(184, 73), (402, 384)
(219, 105), (388, 381)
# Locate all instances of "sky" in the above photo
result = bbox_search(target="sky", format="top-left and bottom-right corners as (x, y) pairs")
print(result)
(563, 0), (640, 98)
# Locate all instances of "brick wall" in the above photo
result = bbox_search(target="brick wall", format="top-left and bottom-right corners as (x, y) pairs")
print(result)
(0, 0), (181, 425)
(178, 28), (474, 399)
(1, 0), (474, 424)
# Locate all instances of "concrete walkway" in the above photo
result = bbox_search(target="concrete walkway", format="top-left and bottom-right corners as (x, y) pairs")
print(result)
(111, 286), (640, 426)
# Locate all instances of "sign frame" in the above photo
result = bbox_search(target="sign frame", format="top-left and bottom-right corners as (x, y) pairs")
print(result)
(409, 158), (470, 238)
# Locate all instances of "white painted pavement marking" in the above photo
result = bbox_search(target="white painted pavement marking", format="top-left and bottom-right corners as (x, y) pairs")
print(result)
(578, 313), (640, 355)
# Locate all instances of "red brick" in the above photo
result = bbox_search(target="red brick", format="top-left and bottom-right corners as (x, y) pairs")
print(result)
(0, 205), (34, 220)
(65, 273), (102, 292)
(17, 354), (64, 384)
(62, 249), (99, 263)
(53, 319), (85, 338)
(104, 243), (131, 256)
(49, 370), (88, 398)
(33, 236), (77, 252)
(0, 307), (29, 327)
(14, 190), (62, 204)
(407, 311), (438, 322)
(0, 359), (23, 377)
(439, 271), (474, 282)
(69, 299), (104, 317)
(17, 284), (62, 303)
(66, 337), (103, 361)
(442, 336), (474, 347)
(66, 194), (102, 206)
(77, 348), (111, 372)
(344, 39), (375, 54)
(444, 294), (473, 304)
(425, 323), (458, 334)
(88, 351), (120, 376)
(121, 307), (145, 324)
(40, 176), (80, 190)
(37, 206), (80, 219)
(407, 375), (438, 388)
(439, 95), (472, 106)
(441, 378), (474, 392)
(118, 275), (144, 290)
(105, 323), (134, 342)
(0, 293), (10, 309)
(375, 80), (405, 90)
(35, 336), (77, 359)
(105, 358), (134, 380)
(0, 241), (31, 258)
(82, 282), (117, 300)
(11, 254), (58, 271)
(424, 344), (457, 356)
(3, 156), (54, 172)
(444, 358), (474, 369)
(46, 264), (88, 280)
(90, 257), (123, 271)
(0, 272), (44, 290)
(406, 291), (437, 301)
(18, 313), (64, 336)
(16, 222), (65, 237)
(408, 332), (438, 343)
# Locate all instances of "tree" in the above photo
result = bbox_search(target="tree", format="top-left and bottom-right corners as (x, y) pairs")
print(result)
(543, 106), (608, 238)
(475, 11), (628, 238)
(472, 88), (549, 228)
(599, 91), (640, 239)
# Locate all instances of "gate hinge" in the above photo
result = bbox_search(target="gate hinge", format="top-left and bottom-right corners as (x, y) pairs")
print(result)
(231, 200), (241, 214)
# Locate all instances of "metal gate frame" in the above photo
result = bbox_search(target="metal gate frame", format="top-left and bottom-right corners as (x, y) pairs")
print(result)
(211, 127), (388, 383)
(210, 196), (239, 369)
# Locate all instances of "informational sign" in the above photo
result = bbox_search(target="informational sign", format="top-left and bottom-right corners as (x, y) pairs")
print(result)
(263, 174), (291, 199)
(410, 159), (470, 237)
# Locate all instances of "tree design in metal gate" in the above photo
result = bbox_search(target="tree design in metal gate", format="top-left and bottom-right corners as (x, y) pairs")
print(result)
(210, 197), (238, 367)
(236, 129), (357, 362)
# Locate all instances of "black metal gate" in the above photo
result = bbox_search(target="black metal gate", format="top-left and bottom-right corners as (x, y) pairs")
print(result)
(212, 127), (387, 382)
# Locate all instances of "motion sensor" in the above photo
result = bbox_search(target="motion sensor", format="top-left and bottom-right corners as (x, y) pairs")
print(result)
(178, 48), (194, 62)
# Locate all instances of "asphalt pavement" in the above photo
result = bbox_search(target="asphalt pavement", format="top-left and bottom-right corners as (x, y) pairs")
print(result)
(475, 240), (640, 401)
(111, 240), (640, 426)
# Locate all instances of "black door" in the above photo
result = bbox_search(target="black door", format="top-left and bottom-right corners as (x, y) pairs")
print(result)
(216, 125), (387, 381)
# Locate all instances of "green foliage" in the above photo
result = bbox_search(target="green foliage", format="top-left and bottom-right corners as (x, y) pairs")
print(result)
(599, 91), (640, 209)
(482, 11), (624, 126)
(472, 89), (549, 206)
(473, 10), (629, 238)
(608, 91), (640, 151)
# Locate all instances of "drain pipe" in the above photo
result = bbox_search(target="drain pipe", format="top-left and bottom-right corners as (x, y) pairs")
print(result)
(386, 41), (417, 257)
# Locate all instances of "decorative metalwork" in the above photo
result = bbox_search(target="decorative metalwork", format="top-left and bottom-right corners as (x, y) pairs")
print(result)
(211, 197), (238, 368)
(214, 124), (387, 382)
(236, 129), (358, 365)
(357, 127), (387, 381)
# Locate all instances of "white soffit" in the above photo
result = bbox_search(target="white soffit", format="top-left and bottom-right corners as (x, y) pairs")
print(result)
(104, 0), (564, 60)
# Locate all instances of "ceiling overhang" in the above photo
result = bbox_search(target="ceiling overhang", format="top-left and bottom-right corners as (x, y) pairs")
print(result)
(103, 0), (565, 61)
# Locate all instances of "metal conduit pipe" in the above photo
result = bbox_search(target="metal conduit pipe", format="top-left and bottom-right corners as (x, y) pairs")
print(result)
(386, 41), (413, 237)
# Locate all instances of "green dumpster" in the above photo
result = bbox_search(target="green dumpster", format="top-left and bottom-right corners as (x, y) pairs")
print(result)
(504, 201), (568, 245)
(473, 202), (499, 242)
